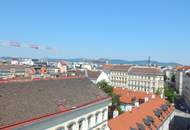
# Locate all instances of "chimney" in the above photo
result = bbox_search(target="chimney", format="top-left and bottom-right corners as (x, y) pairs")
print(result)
(151, 94), (155, 99)
(134, 101), (140, 108)
(144, 97), (149, 102)
(85, 69), (88, 77)
(128, 105), (133, 112)
(160, 93), (164, 99)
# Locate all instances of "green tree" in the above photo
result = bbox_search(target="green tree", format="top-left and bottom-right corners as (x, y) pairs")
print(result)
(112, 93), (123, 114)
(164, 84), (176, 103)
(164, 74), (167, 81)
(97, 80), (123, 114)
(97, 80), (113, 96)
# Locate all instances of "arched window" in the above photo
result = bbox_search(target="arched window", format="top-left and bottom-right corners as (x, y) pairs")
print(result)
(102, 109), (107, 121)
(67, 122), (76, 130)
(87, 115), (93, 128)
(56, 127), (65, 130)
(95, 112), (101, 124)
(78, 118), (85, 130)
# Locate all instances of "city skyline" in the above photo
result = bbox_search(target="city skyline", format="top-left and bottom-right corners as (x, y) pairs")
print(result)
(0, 0), (189, 64)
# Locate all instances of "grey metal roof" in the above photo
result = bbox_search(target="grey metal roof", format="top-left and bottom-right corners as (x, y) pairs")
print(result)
(111, 65), (132, 72)
(128, 67), (163, 76)
(0, 78), (108, 127)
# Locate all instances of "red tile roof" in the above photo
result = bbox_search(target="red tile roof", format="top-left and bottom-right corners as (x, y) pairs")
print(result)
(102, 64), (115, 70)
(113, 87), (153, 104)
(176, 66), (190, 70)
(108, 97), (174, 130)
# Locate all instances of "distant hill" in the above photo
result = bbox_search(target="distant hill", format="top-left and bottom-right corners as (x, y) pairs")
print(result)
(109, 59), (181, 66)
(0, 57), (182, 66)
(65, 58), (181, 66)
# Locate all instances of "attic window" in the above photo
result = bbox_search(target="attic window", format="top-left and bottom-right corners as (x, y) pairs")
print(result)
(136, 123), (145, 130)
(154, 109), (162, 118)
(160, 104), (168, 112)
(143, 118), (151, 126)
(146, 115), (154, 123)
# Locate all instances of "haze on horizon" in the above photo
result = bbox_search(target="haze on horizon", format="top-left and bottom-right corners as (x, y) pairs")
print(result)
(0, 0), (189, 65)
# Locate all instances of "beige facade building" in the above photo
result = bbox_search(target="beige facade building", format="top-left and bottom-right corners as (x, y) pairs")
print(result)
(110, 65), (164, 93)
(175, 66), (190, 108)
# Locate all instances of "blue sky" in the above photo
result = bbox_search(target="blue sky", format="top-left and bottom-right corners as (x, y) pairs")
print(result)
(0, 0), (189, 64)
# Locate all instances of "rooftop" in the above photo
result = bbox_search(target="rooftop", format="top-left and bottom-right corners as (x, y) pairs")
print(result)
(111, 65), (132, 72)
(113, 87), (153, 104)
(108, 97), (174, 130)
(0, 78), (108, 127)
(102, 64), (115, 71)
(110, 65), (163, 75)
(128, 66), (163, 75)
(87, 70), (101, 80)
(0, 65), (29, 70)
(176, 66), (190, 71)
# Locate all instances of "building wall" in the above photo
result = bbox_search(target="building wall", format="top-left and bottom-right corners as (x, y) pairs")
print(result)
(14, 99), (110, 130)
(176, 70), (190, 108)
(175, 71), (183, 95)
(182, 75), (190, 108)
(96, 72), (110, 84)
(111, 71), (164, 93)
(158, 110), (175, 130)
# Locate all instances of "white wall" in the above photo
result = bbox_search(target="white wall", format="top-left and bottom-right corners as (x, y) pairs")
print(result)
(96, 72), (110, 84)
(14, 100), (111, 130)
(47, 107), (109, 130)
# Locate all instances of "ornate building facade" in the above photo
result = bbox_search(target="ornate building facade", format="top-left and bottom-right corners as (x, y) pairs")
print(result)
(110, 65), (164, 93)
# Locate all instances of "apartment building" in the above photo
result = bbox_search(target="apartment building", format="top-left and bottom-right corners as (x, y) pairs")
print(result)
(0, 65), (31, 79)
(110, 65), (164, 93)
(0, 78), (111, 130)
(175, 66), (190, 108)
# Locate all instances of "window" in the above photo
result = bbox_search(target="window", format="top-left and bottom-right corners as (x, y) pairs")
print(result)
(102, 110), (106, 120)
(67, 123), (75, 130)
(78, 119), (85, 130)
(88, 115), (93, 128)
(95, 112), (101, 124)
(56, 127), (65, 130)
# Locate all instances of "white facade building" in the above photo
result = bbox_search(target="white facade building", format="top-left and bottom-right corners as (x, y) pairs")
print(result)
(19, 59), (34, 66)
(111, 65), (164, 93)
(176, 69), (190, 108)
